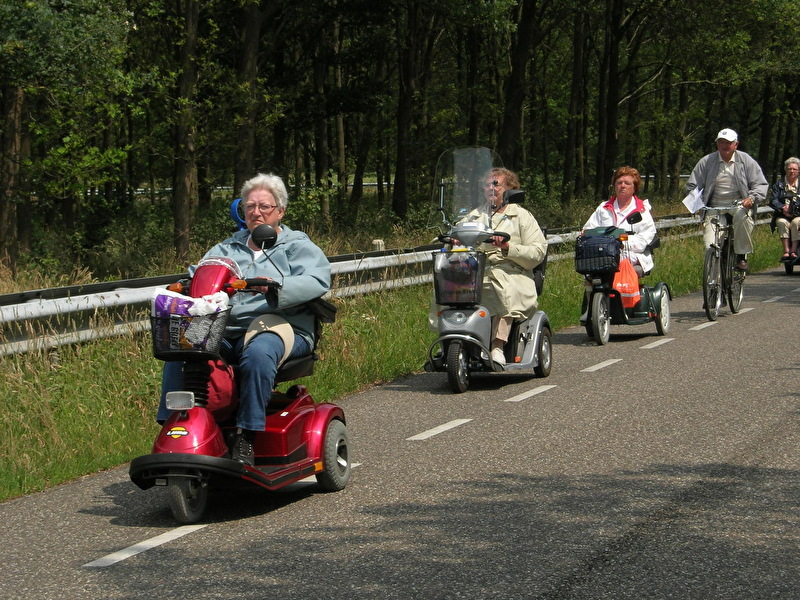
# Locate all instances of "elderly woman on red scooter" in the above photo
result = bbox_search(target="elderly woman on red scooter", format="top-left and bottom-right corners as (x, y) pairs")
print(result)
(582, 166), (657, 277)
(157, 173), (331, 466)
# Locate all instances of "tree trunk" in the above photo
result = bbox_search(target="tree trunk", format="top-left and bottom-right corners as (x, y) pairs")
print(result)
(0, 85), (23, 272)
(392, 1), (421, 220)
(498, 0), (538, 170)
(561, 6), (585, 208)
(233, 1), (268, 197)
(596, 0), (624, 195)
(172, 0), (200, 263)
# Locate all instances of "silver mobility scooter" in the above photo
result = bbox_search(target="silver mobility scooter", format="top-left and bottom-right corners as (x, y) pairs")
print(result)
(426, 147), (552, 393)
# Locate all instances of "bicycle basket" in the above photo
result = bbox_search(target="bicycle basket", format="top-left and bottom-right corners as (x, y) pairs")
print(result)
(151, 309), (230, 361)
(575, 235), (622, 275)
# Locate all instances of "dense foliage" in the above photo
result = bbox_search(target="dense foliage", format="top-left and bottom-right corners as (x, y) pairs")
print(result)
(1, 0), (799, 278)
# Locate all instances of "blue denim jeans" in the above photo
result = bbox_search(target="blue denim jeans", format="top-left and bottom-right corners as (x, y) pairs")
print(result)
(157, 331), (311, 430)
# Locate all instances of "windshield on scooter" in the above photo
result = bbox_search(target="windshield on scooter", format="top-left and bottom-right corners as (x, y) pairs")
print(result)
(433, 146), (504, 248)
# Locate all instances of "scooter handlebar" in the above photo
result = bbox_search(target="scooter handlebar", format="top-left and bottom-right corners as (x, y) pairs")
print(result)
(244, 277), (282, 290)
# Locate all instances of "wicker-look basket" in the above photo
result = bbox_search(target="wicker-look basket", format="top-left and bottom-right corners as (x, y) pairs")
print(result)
(151, 309), (230, 361)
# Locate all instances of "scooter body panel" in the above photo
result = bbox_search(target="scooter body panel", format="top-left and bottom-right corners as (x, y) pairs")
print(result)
(437, 305), (492, 346)
(153, 408), (228, 456)
(502, 311), (550, 371)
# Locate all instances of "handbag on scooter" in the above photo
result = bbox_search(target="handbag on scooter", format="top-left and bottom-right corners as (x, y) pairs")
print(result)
(612, 258), (641, 308)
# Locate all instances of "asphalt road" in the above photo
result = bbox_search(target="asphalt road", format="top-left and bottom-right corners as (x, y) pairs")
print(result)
(1, 267), (798, 599)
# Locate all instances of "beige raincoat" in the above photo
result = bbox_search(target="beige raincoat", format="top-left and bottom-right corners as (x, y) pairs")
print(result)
(479, 204), (547, 319)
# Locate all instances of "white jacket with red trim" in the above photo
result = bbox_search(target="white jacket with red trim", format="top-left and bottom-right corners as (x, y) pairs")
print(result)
(582, 196), (657, 274)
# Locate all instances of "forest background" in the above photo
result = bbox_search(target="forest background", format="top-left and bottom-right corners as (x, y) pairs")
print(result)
(1, 0), (799, 284)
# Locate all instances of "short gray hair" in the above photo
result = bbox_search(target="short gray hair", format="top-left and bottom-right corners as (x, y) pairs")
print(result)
(785, 157), (800, 171)
(240, 173), (288, 209)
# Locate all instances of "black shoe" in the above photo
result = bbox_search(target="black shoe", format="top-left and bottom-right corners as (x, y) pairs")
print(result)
(231, 429), (255, 466)
(735, 255), (749, 271)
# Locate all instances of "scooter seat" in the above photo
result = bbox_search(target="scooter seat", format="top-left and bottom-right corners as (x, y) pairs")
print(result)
(274, 353), (318, 383)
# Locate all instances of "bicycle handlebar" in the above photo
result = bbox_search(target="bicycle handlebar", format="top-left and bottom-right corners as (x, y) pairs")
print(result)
(701, 203), (742, 212)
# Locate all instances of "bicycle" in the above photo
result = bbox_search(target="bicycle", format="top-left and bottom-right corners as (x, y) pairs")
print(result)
(702, 205), (746, 321)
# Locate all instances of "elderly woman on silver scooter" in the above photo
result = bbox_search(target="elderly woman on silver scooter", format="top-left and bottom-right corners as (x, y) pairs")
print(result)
(477, 168), (548, 364)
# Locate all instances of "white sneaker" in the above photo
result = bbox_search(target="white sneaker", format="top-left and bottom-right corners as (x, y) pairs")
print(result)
(491, 348), (506, 364)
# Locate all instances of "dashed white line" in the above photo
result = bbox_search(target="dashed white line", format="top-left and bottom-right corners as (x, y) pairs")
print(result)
(763, 296), (783, 303)
(640, 338), (674, 349)
(689, 321), (717, 331)
(504, 385), (557, 402)
(737, 307), (754, 314)
(407, 418), (473, 441)
(580, 359), (622, 372)
(83, 525), (207, 568)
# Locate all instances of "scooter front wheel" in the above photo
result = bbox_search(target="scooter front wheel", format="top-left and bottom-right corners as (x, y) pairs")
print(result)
(655, 288), (671, 335)
(168, 472), (209, 524)
(590, 293), (611, 345)
(446, 340), (470, 393)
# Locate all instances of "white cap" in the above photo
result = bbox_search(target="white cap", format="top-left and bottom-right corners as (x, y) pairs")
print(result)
(715, 128), (738, 142)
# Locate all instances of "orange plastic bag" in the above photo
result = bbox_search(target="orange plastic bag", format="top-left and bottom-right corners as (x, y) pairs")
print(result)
(613, 258), (641, 308)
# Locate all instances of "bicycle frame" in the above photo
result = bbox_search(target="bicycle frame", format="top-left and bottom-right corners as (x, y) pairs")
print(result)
(702, 206), (745, 321)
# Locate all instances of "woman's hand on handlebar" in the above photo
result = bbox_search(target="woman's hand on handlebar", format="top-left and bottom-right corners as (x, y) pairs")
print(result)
(245, 277), (281, 293)
(490, 233), (510, 250)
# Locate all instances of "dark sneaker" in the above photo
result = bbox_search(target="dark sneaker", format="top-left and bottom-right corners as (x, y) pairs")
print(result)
(736, 259), (749, 271)
(231, 429), (255, 466)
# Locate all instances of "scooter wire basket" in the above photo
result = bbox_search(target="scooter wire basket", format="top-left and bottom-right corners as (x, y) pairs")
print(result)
(151, 309), (230, 361)
(432, 250), (486, 305)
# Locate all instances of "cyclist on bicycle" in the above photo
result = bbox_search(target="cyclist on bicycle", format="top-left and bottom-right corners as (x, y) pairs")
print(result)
(685, 128), (768, 271)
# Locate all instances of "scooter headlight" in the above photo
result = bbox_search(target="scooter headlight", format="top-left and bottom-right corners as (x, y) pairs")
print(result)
(446, 311), (468, 325)
(165, 391), (196, 411)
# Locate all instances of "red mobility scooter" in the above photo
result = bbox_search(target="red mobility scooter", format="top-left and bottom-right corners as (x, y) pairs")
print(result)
(130, 225), (351, 523)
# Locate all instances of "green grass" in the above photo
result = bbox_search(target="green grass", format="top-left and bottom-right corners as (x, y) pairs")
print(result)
(0, 224), (784, 501)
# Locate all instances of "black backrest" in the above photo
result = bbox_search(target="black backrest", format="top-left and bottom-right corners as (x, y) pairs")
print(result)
(533, 227), (548, 296)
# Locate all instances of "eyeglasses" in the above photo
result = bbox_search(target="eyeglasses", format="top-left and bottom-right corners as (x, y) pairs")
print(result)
(244, 203), (279, 213)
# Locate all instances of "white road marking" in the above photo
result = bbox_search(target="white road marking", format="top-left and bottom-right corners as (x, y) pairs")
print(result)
(580, 359), (622, 373)
(640, 338), (674, 349)
(793, 288), (800, 293)
(504, 385), (557, 402)
(689, 322), (717, 331)
(763, 296), (783, 303)
(737, 307), (754, 314)
(83, 525), (207, 568)
(407, 419), (473, 441)
(85, 461), (364, 568)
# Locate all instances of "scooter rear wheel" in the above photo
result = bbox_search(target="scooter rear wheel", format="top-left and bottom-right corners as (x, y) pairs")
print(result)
(446, 340), (470, 393)
(168, 472), (208, 524)
(316, 419), (351, 492)
(533, 326), (552, 377)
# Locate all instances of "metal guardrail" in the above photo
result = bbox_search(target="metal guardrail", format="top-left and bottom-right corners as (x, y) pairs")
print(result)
(0, 208), (773, 356)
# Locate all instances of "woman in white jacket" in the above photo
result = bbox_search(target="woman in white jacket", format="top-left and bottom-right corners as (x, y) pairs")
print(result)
(582, 166), (657, 276)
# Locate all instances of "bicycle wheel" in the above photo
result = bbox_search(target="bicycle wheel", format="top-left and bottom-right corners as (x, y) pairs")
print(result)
(726, 238), (745, 313)
(702, 247), (721, 321)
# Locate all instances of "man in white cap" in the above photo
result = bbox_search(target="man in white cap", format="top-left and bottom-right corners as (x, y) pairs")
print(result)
(685, 128), (768, 271)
